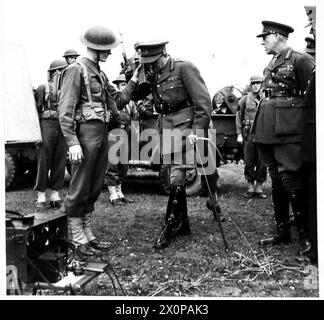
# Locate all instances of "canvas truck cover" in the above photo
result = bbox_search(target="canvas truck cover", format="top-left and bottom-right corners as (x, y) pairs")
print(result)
(4, 43), (42, 144)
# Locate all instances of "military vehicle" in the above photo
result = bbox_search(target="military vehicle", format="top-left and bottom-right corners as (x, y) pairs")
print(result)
(4, 43), (42, 190)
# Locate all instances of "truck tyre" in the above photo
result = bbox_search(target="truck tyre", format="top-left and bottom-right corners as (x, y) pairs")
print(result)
(159, 164), (202, 196)
(5, 151), (16, 190)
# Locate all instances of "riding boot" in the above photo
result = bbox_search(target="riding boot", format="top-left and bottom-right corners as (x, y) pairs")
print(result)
(169, 186), (191, 237)
(153, 185), (178, 249)
(260, 188), (291, 245)
(289, 192), (312, 255)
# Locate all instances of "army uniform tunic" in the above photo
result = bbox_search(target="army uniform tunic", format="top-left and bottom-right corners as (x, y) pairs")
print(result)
(34, 81), (67, 192)
(151, 57), (218, 187)
(252, 47), (314, 194)
(236, 92), (267, 184)
(59, 57), (135, 218)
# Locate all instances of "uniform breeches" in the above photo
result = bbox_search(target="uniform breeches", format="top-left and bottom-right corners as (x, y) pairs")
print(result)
(64, 121), (108, 217)
(243, 134), (267, 183)
(258, 143), (302, 194)
(34, 119), (67, 191)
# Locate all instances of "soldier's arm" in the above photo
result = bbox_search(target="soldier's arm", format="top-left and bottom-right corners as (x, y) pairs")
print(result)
(236, 96), (246, 134)
(180, 61), (212, 132)
(58, 66), (81, 147)
(295, 54), (315, 93)
(34, 84), (46, 115)
(106, 80), (136, 110)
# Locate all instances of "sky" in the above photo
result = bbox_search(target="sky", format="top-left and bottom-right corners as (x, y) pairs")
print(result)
(2, 0), (320, 94)
(1, 0), (324, 297)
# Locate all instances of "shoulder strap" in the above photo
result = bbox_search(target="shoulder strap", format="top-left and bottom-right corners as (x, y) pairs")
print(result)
(77, 61), (94, 108)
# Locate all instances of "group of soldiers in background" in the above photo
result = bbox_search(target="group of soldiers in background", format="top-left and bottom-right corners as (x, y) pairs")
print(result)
(31, 5), (317, 264)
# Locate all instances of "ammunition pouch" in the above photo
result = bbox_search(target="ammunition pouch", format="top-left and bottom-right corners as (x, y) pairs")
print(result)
(75, 102), (110, 123)
(41, 109), (59, 119)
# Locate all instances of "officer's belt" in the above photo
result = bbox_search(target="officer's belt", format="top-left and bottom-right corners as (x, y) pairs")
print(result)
(264, 88), (302, 99)
(41, 110), (59, 119)
(159, 100), (191, 115)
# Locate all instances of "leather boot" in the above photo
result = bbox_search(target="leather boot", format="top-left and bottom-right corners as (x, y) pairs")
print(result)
(169, 186), (191, 237)
(153, 185), (179, 249)
(260, 188), (291, 245)
(83, 213), (111, 250)
(289, 192), (312, 255)
(68, 217), (100, 256)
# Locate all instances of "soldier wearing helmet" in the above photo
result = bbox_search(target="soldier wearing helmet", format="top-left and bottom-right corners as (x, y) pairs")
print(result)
(236, 75), (267, 199)
(63, 49), (80, 65)
(251, 21), (315, 254)
(58, 26), (139, 257)
(34, 59), (68, 210)
(105, 74), (138, 206)
(134, 40), (220, 249)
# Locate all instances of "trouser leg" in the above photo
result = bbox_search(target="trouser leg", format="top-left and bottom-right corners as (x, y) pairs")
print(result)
(48, 125), (67, 191)
(63, 121), (107, 218)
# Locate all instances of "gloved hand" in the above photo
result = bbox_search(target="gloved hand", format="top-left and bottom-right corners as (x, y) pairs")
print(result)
(68, 145), (83, 164)
(188, 133), (198, 145)
(237, 134), (243, 144)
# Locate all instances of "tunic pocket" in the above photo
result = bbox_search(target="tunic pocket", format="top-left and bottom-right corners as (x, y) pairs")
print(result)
(275, 97), (304, 136)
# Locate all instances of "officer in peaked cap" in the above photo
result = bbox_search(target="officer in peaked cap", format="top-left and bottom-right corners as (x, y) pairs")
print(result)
(251, 20), (315, 255)
(136, 40), (221, 249)
(256, 20), (294, 38)
(63, 49), (80, 65)
(304, 36), (315, 57)
(139, 40), (169, 64)
(59, 26), (139, 257)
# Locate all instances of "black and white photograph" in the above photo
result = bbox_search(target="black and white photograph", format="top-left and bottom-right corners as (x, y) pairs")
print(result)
(1, 0), (322, 302)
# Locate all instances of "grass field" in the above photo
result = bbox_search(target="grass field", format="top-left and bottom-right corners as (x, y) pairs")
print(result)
(5, 163), (318, 297)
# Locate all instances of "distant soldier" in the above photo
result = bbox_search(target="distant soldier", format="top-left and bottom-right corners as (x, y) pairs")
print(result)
(236, 75), (267, 198)
(105, 74), (136, 205)
(304, 36), (315, 57)
(34, 59), (68, 209)
(251, 21), (315, 254)
(59, 26), (139, 257)
(63, 49), (80, 65)
(135, 41), (220, 249)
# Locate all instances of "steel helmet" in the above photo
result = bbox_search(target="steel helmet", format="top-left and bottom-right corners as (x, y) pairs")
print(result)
(63, 49), (80, 57)
(80, 26), (120, 50)
(112, 74), (127, 85)
(249, 75), (263, 83)
(48, 59), (68, 72)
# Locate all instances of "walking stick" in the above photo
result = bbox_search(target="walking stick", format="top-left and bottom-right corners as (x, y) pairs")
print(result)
(195, 138), (229, 252)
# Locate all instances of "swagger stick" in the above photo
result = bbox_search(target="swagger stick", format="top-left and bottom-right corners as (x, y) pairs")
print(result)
(195, 139), (229, 252)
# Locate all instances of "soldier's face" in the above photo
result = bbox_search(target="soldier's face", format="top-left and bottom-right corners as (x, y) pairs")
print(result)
(261, 34), (278, 54)
(251, 82), (262, 93)
(66, 56), (78, 65)
(98, 50), (112, 62)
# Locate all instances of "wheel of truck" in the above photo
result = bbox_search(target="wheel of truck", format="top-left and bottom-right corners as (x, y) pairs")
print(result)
(159, 164), (202, 196)
(5, 152), (16, 190)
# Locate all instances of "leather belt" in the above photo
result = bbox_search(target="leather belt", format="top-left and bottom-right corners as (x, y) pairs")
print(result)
(159, 101), (191, 115)
(264, 88), (302, 98)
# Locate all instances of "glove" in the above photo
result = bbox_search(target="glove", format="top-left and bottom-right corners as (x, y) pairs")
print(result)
(237, 134), (243, 144)
(188, 133), (198, 145)
(68, 145), (83, 164)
